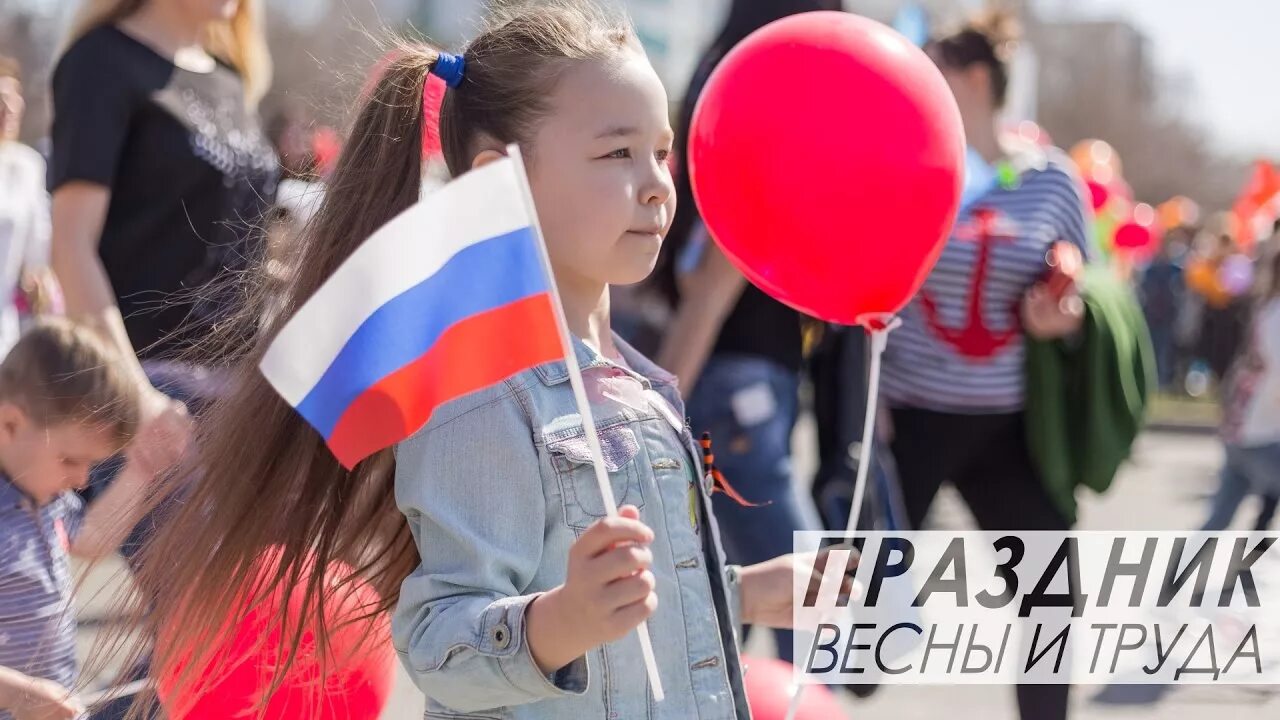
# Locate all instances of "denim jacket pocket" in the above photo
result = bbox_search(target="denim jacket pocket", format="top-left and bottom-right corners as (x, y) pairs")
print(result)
(547, 422), (645, 528)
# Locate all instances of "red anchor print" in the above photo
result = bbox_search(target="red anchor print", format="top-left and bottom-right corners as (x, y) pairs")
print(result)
(920, 207), (1021, 360)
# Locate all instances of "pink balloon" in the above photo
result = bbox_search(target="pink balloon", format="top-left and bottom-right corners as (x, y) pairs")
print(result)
(743, 656), (844, 720)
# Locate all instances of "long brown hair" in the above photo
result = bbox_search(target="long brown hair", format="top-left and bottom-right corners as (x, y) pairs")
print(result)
(64, 0), (272, 106)
(97, 2), (639, 716)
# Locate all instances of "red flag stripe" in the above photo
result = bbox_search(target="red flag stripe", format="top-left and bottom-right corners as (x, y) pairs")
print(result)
(327, 294), (562, 468)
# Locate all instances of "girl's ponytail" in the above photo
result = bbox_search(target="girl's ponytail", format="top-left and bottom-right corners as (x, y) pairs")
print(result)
(99, 48), (442, 718)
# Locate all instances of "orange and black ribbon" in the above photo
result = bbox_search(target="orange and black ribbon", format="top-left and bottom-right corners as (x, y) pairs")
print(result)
(700, 432), (762, 507)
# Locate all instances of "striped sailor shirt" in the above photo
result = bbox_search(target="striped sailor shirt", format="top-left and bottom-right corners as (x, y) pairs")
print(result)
(0, 475), (82, 717)
(882, 149), (1094, 413)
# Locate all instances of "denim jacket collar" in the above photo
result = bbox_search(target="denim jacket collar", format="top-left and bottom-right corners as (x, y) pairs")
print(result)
(533, 333), (679, 391)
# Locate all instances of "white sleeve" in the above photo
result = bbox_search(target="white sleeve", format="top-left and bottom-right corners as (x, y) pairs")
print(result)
(22, 154), (51, 271)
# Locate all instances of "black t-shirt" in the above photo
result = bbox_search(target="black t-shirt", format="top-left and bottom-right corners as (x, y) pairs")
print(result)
(49, 26), (278, 359)
(713, 284), (805, 374)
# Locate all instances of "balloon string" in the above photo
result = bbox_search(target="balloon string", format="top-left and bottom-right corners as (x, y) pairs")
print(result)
(786, 315), (898, 720)
(846, 317), (896, 535)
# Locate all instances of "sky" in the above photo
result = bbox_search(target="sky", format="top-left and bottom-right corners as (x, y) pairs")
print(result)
(12, 0), (1274, 159)
(1044, 0), (1280, 159)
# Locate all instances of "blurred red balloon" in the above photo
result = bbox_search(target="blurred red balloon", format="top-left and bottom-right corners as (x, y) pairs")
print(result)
(1113, 222), (1153, 252)
(689, 12), (964, 324)
(158, 548), (395, 720)
(742, 656), (844, 720)
(1114, 204), (1161, 257)
(1086, 180), (1110, 211)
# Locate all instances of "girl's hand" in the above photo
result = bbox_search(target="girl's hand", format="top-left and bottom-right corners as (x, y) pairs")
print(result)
(8, 676), (84, 720)
(740, 546), (860, 629)
(1021, 282), (1084, 340)
(527, 505), (656, 673)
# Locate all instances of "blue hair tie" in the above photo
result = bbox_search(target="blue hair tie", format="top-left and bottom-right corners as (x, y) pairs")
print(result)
(431, 52), (466, 89)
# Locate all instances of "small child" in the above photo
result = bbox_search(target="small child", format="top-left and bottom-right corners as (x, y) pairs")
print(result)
(0, 320), (150, 720)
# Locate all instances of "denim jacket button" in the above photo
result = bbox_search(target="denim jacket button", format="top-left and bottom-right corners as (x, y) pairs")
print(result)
(702, 472), (715, 495)
(691, 656), (721, 670)
(491, 623), (512, 650)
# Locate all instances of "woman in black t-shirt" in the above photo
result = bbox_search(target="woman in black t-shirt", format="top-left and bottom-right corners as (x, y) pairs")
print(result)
(49, 0), (276, 436)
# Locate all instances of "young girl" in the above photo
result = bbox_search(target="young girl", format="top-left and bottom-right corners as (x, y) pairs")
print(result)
(114, 3), (821, 719)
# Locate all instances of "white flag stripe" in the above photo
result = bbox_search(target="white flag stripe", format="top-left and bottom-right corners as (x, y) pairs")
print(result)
(260, 159), (531, 406)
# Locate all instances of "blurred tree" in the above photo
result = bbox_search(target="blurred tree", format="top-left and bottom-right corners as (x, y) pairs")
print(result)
(1029, 18), (1247, 212)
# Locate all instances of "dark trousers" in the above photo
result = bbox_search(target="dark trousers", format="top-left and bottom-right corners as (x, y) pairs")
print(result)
(890, 407), (1072, 720)
(688, 355), (814, 662)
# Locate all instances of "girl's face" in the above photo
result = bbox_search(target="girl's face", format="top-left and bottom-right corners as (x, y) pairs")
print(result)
(524, 50), (676, 291)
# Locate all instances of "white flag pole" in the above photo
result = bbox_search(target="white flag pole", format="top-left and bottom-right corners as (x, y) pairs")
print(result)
(785, 314), (900, 720)
(508, 145), (665, 702)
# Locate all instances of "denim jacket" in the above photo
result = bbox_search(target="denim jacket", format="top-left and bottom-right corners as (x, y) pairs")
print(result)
(392, 334), (752, 719)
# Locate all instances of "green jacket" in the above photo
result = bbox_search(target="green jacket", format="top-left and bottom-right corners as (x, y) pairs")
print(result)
(1025, 265), (1155, 523)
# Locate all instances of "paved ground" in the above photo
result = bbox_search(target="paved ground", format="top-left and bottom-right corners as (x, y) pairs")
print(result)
(73, 429), (1280, 718)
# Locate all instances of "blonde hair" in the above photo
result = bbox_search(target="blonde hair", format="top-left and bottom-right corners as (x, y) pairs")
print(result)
(64, 0), (271, 106)
(0, 319), (140, 445)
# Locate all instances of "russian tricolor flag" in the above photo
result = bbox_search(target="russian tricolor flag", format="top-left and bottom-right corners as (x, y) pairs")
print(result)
(260, 157), (564, 469)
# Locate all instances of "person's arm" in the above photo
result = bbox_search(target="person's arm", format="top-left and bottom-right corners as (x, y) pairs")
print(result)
(392, 390), (653, 713)
(1023, 164), (1090, 340)
(18, 155), (60, 316)
(70, 416), (186, 561)
(734, 547), (859, 630)
(0, 666), (84, 720)
(69, 468), (145, 561)
(50, 186), (146, 381)
(655, 240), (748, 392)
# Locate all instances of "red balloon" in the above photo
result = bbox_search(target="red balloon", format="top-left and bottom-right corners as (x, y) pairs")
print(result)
(1113, 221), (1158, 253)
(158, 548), (395, 720)
(1086, 180), (1110, 211)
(689, 12), (964, 325)
(742, 655), (844, 720)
